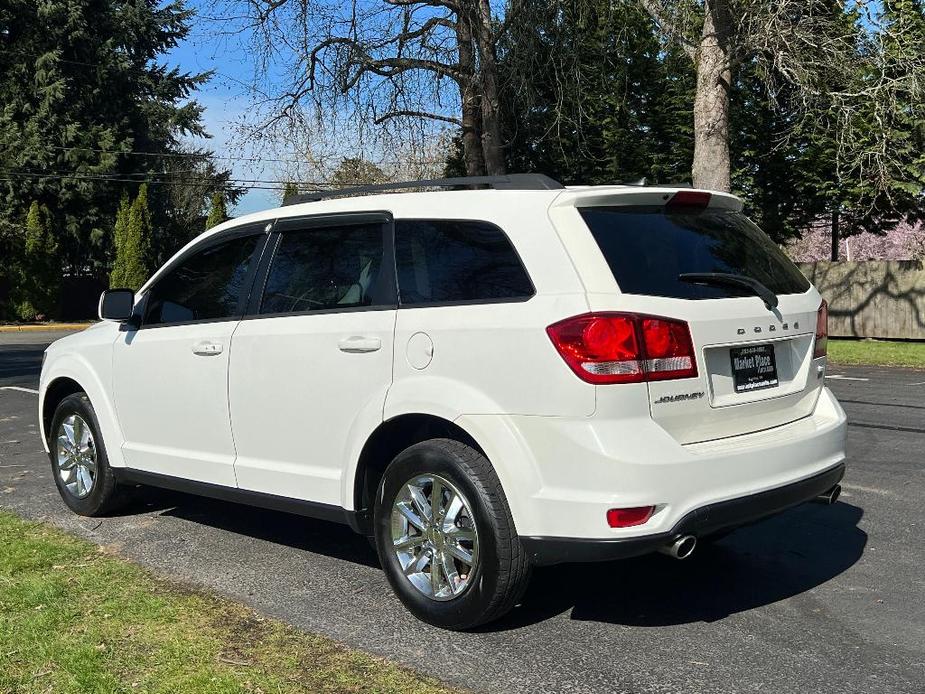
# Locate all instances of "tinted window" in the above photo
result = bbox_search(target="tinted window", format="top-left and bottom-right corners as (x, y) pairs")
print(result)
(260, 223), (385, 314)
(144, 234), (261, 325)
(580, 206), (810, 300)
(395, 220), (533, 305)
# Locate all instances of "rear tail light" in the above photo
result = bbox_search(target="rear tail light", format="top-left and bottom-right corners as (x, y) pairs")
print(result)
(814, 299), (828, 358)
(547, 313), (697, 384)
(607, 506), (655, 528)
(640, 317), (698, 381)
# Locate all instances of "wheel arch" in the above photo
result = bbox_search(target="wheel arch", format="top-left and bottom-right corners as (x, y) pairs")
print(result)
(350, 413), (485, 535)
(40, 353), (126, 467)
(348, 410), (542, 538)
(41, 377), (85, 441)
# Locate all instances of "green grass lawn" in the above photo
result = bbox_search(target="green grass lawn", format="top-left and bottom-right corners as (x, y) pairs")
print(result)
(827, 338), (925, 368)
(0, 511), (458, 694)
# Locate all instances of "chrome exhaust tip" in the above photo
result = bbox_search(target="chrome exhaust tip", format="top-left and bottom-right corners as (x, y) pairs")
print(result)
(814, 484), (841, 505)
(658, 534), (697, 560)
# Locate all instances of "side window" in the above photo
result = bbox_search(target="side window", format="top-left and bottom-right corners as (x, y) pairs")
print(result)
(395, 220), (533, 305)
(259, 223), (386, 315)
(144, 234), (262, 326)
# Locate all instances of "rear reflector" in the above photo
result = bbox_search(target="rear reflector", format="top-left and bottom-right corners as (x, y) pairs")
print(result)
(814, 299), (828, 358)
(607, 506), (655, 528)
(666, 190), (711, 211)
(547, 313), (697, 384)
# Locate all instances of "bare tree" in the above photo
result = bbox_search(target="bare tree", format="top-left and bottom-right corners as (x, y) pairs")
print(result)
(217, 0), (517, 177)
(266, 103), (448, 196)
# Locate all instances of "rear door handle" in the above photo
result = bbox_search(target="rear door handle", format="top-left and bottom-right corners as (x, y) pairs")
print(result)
(338, 336), (382, 353)
(192, 340), (223, 356)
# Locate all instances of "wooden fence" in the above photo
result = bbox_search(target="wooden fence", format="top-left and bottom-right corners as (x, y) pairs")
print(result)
(798, 260), (925, 340)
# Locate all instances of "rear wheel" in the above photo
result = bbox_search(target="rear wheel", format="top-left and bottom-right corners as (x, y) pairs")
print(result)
(49, 393), (123, 516)
(373, 438), (530, 630)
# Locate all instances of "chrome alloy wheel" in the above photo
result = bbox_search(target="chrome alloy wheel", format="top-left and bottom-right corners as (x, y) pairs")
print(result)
(56, 414), (97, 499)
(391, 474), (479, 601)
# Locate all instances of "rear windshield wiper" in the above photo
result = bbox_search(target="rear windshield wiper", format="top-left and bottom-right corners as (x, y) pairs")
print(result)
(678, 272), (779, 311)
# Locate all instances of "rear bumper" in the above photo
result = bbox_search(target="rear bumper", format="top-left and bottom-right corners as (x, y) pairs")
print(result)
(458, 386), (847, 546)
(521, 462), (845, 565)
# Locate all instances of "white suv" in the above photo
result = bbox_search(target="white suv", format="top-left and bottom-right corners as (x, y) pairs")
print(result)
(40, 175), (847, 629)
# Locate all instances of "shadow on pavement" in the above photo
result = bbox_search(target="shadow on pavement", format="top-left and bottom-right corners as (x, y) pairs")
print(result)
(490, 501), (866, 630)
(121, 485), (380, 569)
(116, 486), (865, 630)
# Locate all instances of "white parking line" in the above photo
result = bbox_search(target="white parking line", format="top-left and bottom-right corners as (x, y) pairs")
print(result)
(841, 483), (895, 497)
(826, 375), (870, 382)
(0, 386), (39, 395)
(906, 381), (925, 387)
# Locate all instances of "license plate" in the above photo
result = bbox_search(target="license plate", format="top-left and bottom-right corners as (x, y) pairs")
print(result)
(730, 343), (779, 393)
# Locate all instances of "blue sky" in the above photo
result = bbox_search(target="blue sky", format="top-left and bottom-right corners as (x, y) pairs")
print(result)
(165, 0), (458, 216)
(166, 3), (280, 215)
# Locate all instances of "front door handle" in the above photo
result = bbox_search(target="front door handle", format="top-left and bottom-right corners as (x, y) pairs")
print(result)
(338, 336), (382, 353)
(192, 340), (223, 356)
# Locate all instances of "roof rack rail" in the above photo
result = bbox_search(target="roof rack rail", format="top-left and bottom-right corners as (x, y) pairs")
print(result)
(282, 173), (564, 206)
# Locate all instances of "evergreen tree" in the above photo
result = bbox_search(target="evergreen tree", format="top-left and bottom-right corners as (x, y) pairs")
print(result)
(0, 0), (235, 314)
(160, 147), (243, 262)
(13, 202), (59, 320)
(205, 192), (228, 229)
(330, 158), (387, 187)
(729, 64), (820, 242)
(497, 0), (694, 186)
(109, 191), (131, 288)
(118, 185), (153, 291)
(281, 182), (300, 202)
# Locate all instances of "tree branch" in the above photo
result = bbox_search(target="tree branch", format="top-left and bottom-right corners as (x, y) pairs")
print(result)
(384, 0), (459, 11)
(373, 109), (461, 125)
(639, 0), (698, 60)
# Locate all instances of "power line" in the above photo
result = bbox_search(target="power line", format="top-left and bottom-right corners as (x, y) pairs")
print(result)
(0, 171), (290, 191)
(4, 48), (139, 70)
(0, 169), (428, 193)
(0, 177), (286, 191)
(41, 144), (320, 166)
(0, 169), (309, 185)
(0, 168), (451, 189)
(39, 144), (446, 167)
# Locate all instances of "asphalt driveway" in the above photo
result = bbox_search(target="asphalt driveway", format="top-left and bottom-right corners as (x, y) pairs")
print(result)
(1, 332), (923, 693)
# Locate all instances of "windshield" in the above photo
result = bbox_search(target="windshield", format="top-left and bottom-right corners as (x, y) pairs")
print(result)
(579, 206), (810, 300)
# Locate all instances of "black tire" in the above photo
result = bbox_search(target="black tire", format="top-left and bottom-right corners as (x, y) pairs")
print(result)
(48, 392), (124, 516)
(373, 438), (531, 630)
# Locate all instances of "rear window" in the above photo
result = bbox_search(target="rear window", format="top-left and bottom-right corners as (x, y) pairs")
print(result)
(579, 206), (810, 299)
(395, 220), (534, 305)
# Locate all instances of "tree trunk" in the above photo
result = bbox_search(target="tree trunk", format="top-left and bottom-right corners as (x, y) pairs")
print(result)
(474, 0), (506, 175)
(692, 0), (732, 192)
(455, 7), (486, 176)
(831, 209), (840, 261)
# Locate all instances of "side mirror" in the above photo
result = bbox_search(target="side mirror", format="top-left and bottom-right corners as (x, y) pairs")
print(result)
(99, 289), (135, 322)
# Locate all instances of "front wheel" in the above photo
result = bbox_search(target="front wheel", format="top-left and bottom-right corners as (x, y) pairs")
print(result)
(373, 438), (531, 630)
(49, 393), (124, 516)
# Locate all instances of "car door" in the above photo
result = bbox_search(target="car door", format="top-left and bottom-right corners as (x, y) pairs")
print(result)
(112, 225), (268, 486)
(228, 213), (396, 506)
